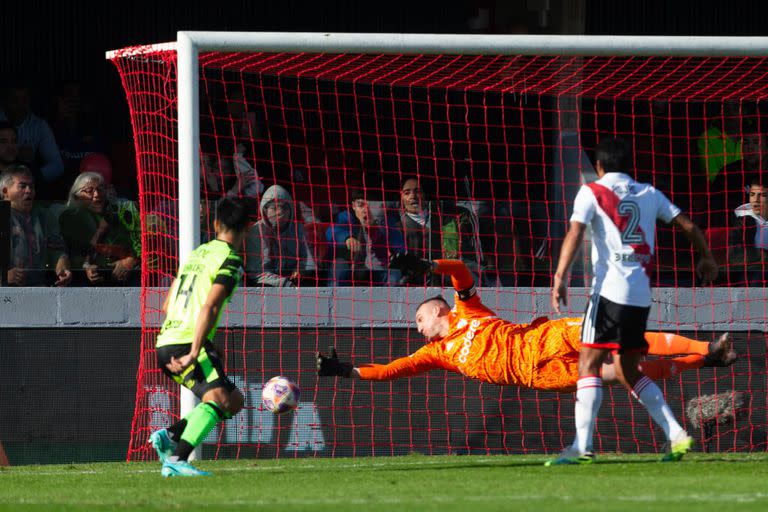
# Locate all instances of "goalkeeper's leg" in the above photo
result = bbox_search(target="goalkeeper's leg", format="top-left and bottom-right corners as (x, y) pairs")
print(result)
(645, 332), (736, 366)
(602, 355), (706, 383)
(602, 357), (705, 385)
(602, 333), (735, 383)
(644, 332), (709, 355)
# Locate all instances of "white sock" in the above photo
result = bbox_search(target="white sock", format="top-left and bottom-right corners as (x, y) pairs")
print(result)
(574, 376), (603, 454)
(632, 375), (685, 441)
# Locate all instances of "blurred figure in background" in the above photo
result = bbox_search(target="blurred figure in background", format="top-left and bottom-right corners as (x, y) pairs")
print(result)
(0, 122), (20, 174)
(52, 81), (105, 189)
(0, 84), (63, 198)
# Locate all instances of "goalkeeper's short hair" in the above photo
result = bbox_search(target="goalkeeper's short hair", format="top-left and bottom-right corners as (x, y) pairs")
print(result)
(417, 295), (450, 311)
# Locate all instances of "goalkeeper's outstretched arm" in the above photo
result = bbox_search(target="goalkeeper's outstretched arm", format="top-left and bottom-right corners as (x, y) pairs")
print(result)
(432, 259), (475, 299)
(317, 346), (440, 381)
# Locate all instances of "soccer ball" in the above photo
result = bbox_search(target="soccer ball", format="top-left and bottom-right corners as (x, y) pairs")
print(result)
(261, 376), (300, 414)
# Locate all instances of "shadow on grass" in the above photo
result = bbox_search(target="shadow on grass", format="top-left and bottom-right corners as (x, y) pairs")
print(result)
(366, 456), (706, 472)
(230, 452), (768, 474)
(686, 455), (767, 464)
(370, 460), (543, 472)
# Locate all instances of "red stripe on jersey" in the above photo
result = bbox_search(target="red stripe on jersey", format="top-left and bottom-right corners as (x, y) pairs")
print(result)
(587, 182), (654, 276)
(581, 341), (621, 350)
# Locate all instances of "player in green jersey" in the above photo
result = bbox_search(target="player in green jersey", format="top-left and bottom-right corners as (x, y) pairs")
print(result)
(149, 198), (251, 477)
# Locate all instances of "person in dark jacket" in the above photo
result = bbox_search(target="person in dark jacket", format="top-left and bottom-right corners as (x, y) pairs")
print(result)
(327, 189), (405, 286)
(398, 177), (482, 285)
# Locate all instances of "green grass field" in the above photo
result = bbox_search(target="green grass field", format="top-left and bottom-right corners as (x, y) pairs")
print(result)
(1, 453), (767, 512)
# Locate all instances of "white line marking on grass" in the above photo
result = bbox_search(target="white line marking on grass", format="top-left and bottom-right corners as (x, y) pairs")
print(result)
(3, 493), (768, 507)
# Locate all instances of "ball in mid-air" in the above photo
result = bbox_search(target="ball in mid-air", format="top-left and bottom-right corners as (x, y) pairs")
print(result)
(261, 376), (300, 414)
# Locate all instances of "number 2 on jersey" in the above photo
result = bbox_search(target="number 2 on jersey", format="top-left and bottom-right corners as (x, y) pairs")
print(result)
(618, 200), (644, 244)
(174, 273), (197, 309)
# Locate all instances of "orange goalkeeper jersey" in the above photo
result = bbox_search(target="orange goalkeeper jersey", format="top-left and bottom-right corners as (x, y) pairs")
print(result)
(356, 260), (583, 392)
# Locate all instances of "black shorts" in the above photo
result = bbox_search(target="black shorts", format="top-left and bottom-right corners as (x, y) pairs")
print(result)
(580, 294), (650, 354)
(156, 341), (236, 399)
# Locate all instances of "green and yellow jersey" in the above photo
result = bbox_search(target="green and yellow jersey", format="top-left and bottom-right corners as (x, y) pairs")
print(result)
(157, 239), (243, 348)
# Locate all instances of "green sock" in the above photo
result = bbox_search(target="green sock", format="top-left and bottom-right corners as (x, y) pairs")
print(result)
(179, 402), (222, 447)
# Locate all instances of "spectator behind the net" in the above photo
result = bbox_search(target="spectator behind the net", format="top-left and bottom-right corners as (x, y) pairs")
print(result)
(398, 176), (480, 285)
(202, 153), (263, 199)
(245, 184), (317, 287)
(326, 189), (405, 286)
(1, 164), (71, 286)
(0, 84), (64, 197)
(693, 102), (760, 227)
(79, 152), (118, 199)
(696, 101), (753, 186)
(226, 87), (262, 153)
(78, 153), (166, 275)
(700, 131), (767, 228)
(729, 178), (767, 285)
(59, 172), (141, 286)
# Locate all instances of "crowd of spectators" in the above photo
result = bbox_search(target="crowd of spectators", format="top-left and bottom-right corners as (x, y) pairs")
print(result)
(1, 83), (766, 288)
(1, 83), (141, 287)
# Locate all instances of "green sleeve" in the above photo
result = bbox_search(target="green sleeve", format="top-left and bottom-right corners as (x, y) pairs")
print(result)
(213, 254), (244, 294)
(117, 201), (143, 257)
(441, 219), (459, 255)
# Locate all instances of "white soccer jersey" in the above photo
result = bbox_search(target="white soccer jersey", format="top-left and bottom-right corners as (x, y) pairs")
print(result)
(570, 172), (681, 307)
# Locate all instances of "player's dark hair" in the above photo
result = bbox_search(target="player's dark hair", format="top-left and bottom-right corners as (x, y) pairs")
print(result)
(349, 188), (366, 204)
(215, 197), (251, 232)
(401, 174), (434, 200)
(595, 137), (632, 173)
(400, 175), (419, 190)
(417, 295), (450, 311)
(749, 175), (765, 188)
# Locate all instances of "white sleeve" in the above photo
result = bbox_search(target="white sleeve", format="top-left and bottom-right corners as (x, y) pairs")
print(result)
(655, 189), (682, 224)
(569, 185), (595, 225)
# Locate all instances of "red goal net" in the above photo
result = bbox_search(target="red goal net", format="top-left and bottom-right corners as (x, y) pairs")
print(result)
(110, 45), (767, 461)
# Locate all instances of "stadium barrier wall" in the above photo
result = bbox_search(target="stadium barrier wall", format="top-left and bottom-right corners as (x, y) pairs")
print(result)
(0, 325), (763, 463)
(2, 287), (765, 330)
(1, 287), (764, 463)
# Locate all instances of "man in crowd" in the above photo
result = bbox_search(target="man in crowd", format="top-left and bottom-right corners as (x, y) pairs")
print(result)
(1, 164), (71, 286)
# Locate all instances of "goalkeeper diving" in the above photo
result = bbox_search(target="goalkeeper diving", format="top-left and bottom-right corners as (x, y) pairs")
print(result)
(317, 254), (736, 391)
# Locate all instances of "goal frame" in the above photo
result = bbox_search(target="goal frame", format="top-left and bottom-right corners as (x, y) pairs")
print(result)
(107, 31), (768, 460)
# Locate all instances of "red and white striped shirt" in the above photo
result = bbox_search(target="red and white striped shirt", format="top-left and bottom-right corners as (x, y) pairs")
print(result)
(570, 172), (680, 307)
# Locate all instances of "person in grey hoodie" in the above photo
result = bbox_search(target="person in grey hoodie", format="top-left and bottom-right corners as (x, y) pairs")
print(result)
(246, 184), (317, 286)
